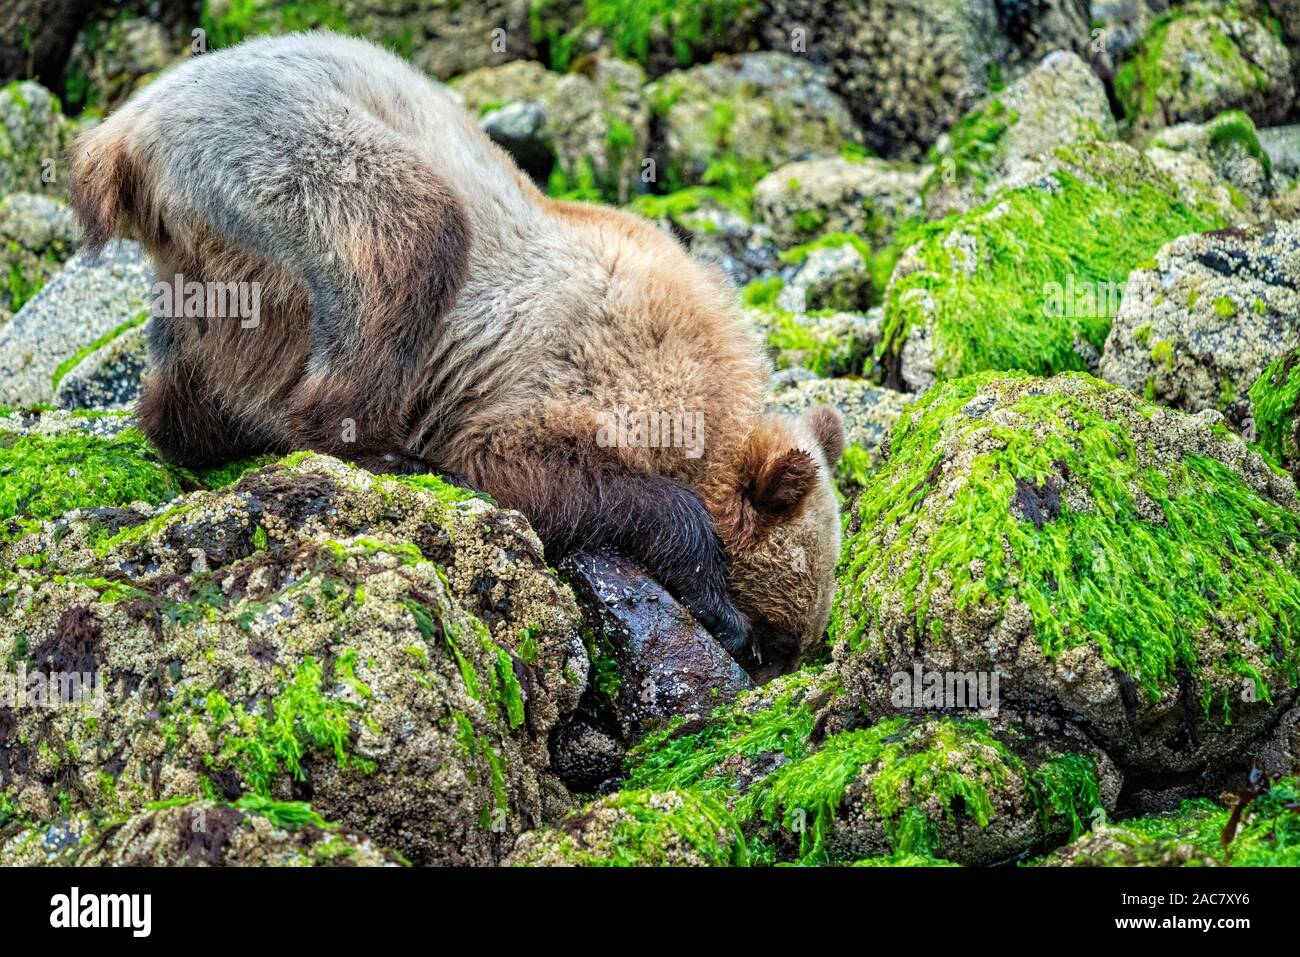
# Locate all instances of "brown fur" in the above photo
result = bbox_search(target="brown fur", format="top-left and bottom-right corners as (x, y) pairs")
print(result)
(67, 32), (845, 672)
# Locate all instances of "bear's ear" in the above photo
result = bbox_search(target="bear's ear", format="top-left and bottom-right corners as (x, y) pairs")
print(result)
(721, 436), (820, 552)
(803, 405), (844, 466)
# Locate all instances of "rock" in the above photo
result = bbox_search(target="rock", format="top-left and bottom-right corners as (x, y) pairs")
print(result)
(453, 58), (559, 113)
(760, 0), (1008, 159)
(753, 157), (926, 250)
(1088, 0), (1163, 79)
(996, 0), (1094, 71)
(52, 319), (149, 412)
(0, 448), (588, 864)
(1037, 776), (1300, 866)
(881, 141), (1224, 392)
(833, 371), (1300, 779)
(0, 192), (78, 327)
(62, 13), (179, 115)
(1274, 181), (1300, 219)
(0, 798), (404, 867)
(529, 0), (760, 77)
(1144, 145), (1256, 226)
(1099, 221), (1300, 429)
(480, 102), (553, 184)
(0, 80), (70, 196)
(561, 550), (752, 735)
(0, 240), (152, 407)
(506, 789), (745, 866)
(546, 58), (648, 204)
(0, 0), (92, 87)
(745, 715), (1113, 866)
(923, 50), (1118, 218)
(201, 0), (538, 81)
(618, 668), (1113, 866)
(453, 59), (559, 183)
(548, 715), (626, 793)
(747, 306), (882, 379)
(1116, 4), (1295, 137)
(774, 241), (872, 313)
(1147, 111), (1275, 220)
(646, 52), (860, 191)
(1250, 346), (1300, 482)
(0, 409), (186, 535)
(1258, 123), (1300, 180)
(630, 189), (779, 287)
(765, 377), (909, 474)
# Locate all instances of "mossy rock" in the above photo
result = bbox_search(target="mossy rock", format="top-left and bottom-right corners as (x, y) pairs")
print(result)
(1115, 3), (1295, 137)
(544, 57), (648, 205)
(742, 716), (1110, 866)
(757, 0), (1007, 160)
(0, 409), (188, 544)
(752, 156), (926, 251)
(200, 0), (537, 80)
(833, 371), (1300, 779)
(746, 305), (881, 380)
(1036, 775), (1300, 866)
(621, 669), (1112, 866)
(646, 52), (860, 195)
(506, 789), (745, 866)
(1250, 345), (1300, 482)
(881, 141), (1224, 392)
(63, 11), (178, 117)
(0, 796), (405, 866)
(0, 80), (70, 197)
(532, 0), (760, 76)
(1147, 110), (1274, 222)
(923, 50), (1117, 218)
(0, 452), (587, 864)
(1099, 220), (1300, 430)
(0, 193), (78, 326)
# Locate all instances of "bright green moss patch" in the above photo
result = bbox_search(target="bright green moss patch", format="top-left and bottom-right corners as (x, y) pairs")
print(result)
(921, 99), (1017, 205)
(881, 144), (1222, 383)
(837, 372), (1300, 703)
(199, 657), (377, 796)
(628, 185), (750, 221)
(624, 671), (824, 796)
(1042, 776), (1300, 866)
(742, 716), (1101, 864)
(1206, 110), (1272, 178)
(0, 426), (186, 535)
(512, 788), (746, 866)
(1249, 348), (1300, 473)
(193, 454), (280, 491)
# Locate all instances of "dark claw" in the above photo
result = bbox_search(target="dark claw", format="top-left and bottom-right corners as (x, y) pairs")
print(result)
(688, 597), (750, 657)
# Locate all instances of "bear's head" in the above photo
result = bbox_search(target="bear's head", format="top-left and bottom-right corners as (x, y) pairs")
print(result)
(719, 405), (845, 681)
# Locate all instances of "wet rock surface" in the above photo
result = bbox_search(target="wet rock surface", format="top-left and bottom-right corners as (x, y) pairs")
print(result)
(561, 550), (752, 739)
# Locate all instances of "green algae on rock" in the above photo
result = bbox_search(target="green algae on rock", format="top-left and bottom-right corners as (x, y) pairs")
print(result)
(833, 371), (1300, 777)
(0, 796), (406, 866)
(1037, 775), (1300, 866)
(1115, 3), (1295, 137)
(880, 141), (1224, 392)
(0, 410), (188, 543)
(742, 716), (1107, 866)
(1250, 346), (1300, 482)
(505, 788), (745, 866)
(922, 50), (1117, 218)
(0, 453), (587, 864)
